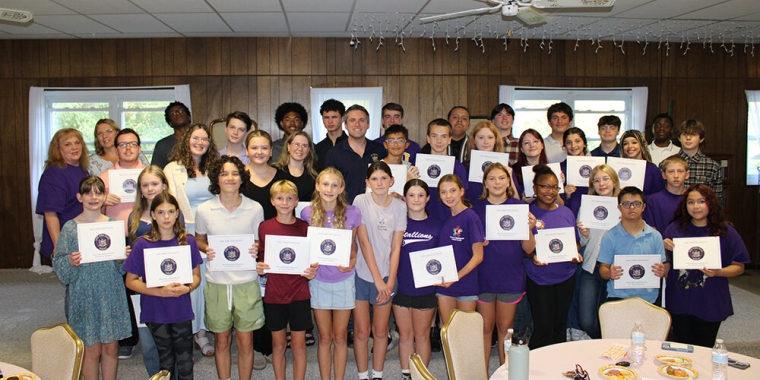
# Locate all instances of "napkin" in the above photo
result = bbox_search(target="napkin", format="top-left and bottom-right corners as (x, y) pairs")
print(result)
(600, 343), (630, 361)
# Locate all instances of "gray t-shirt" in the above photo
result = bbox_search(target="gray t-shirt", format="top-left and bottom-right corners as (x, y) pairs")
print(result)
(353, 193), (407, 282)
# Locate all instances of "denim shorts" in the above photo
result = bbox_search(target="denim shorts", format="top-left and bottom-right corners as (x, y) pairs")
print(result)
(436, 293), (479, 302)
(355, 274), (396, 306)
(309, 276), (355, 310)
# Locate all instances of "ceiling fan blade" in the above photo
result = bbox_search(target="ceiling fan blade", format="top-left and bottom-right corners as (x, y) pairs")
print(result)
(0, 8), (33, 23)
(420, 5), (502, 23)
(530, 0), (615, 8)
(516, 7), (547, 25)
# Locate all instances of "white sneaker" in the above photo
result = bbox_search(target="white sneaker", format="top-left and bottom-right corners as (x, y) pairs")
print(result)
(253, 353), (266, 370)
(566, 328), (572, 341)
(570, 328), (587, 341)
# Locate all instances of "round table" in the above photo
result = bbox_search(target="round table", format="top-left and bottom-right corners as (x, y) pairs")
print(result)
(0, 362), (39, 379)
(490, 339), (760, 380)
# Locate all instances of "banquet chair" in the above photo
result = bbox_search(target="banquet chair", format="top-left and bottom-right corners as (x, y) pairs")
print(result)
(149, 369), (171, 380)
(409, 353), (437, 380)
(31, 323), (84, 380)
(599, 296), (672, 340)
(441, 309), (488, 380)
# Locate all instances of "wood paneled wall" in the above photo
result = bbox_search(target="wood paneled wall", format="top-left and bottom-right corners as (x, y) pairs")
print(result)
(1, 37), (758, 268)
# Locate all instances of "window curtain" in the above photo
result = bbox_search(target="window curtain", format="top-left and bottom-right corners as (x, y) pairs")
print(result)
(746, 90), (760, 145)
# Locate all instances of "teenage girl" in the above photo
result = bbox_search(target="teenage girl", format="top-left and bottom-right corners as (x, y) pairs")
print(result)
(512, 129), (549, 202)
(559, 127), (591, 216)
(619, 129), (666, 196)
(124, 192), (202, 380)
(300, 168), (360, 380)
(463, 121), (519, 201)
(53, 175), (131, 380)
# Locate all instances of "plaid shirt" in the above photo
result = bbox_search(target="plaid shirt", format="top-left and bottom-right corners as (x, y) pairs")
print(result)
(679, 149), (724, 202)
(503, 133), (519, 165)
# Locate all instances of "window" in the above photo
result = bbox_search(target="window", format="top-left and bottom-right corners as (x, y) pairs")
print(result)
(309, 87), (384, 143)
(745, 90), (760, 185)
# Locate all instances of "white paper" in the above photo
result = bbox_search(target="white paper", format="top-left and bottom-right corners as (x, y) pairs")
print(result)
(144, 245), (194, 288)
(672, 236), (722, 270)
(485, 204), (530, 241)
(579, 195), (621, 231)
(606, 157), (647, 190)
(415, 154), (455, 187)
(307, 226), (353, 267)
(263, 235), (311, 275)
(129, 294), (146, 328)
(77, 221), (127, 263)
(613, 254), (662, 289)
(468, 150), (509, 183)
(207, 234), (256, 272)
(296, 201), (310, 219)
(521, 162), (564, 197)
(108, 168), (143, 203)
(408, 245), (459, 288)
(366, 163), (408, 195)
(535, 227), (577, 263)
(566, 156), (606, 187)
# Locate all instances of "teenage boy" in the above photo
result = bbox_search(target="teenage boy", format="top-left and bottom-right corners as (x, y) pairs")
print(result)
(257, 180), (317, 380)
(677, 119), (724, 202)
(152, 101), (191, 169)
(590, 115), (621, 158)
(272, 102), (308, 164)
(598, 186), (669, 305)
(315, 99), (347, 166)
(491, 103), (519, 164)
(382, 124), (420, 182)
(219, 111), (254, 165)
(648, 114), (678, 166)
(643, 155), (690, 232)
(375, 103), (422, 163)
(544, 102), (573, 163)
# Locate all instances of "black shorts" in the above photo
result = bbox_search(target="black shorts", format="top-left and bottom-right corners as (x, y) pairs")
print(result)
(264, 299), (314, 332)
(392, 290), (437, 310)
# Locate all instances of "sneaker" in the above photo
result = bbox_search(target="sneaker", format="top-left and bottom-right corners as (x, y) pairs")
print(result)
(566, 328), (572, 341)
(118, 345), (134, 360)
(570, 328), (586, 341)
(253, 353), (267, 370)
(402, 374), (412, 380)
(265, 354), (273, 363)
(386, 332), (395, 350)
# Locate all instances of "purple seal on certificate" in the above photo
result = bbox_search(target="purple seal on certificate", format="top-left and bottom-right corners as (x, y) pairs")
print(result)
(94, 233), (111, 251)
(628, 264), (645, 280)
(499, 215), (515, 231)
(593, 206), (609, 220)
(224, 246), (240, 261)
(426, 259), (442, 275)
(549, 238), (564, 253)
(320, 239), (336, 256)
(122, 178), (137, 194)
(279, 247), (296, 264)
(161, 258), (177, 275)
(618, 167), (632, 181)
(579, 165), (592, 178)
(481, 161), (493, 172)
(688, 246), (705, 261)
(427, 165), (441, 179)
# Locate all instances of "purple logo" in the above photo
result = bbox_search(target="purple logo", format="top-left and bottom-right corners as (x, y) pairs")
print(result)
(122, 178), (137, 194)
(279, 247), (296, 264)
(579, 165), (592, 179)
(426, 259), (442, 275)
(320, 239), (336, 256)
(593, 206), (609, 220)
(629, 264), (645, 280)
(427, 165), (441, 179)
(688, 247), (705, 261)
(94, 233), (111, 251)
(549, 238), (564, 253)
(161, 258), (177, 275)
(481, 161), (493, 172)
(618, 167), (632, 181)
(499, 215), (515, 231)
(224, 246), (240, 261)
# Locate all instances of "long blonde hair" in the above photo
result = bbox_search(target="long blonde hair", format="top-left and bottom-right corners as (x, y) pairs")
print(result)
(479, 162), (515, 200)
(310, 167), (348, 229)
(128, 166), (169, 243)
(273, 131), (318, 179)
(94, 119), (120, 156)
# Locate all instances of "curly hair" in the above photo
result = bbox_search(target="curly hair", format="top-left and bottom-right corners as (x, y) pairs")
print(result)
(275, 102), (308, 130)
(45, 128), (90, 171)
(671, 184), (728, 237)
(207, 155), (250, 195)
(164, 101), (191, 125)
(94, 119), (120, 156)
(620, 130), (653, 163)
(168, 123), (219, 178)
(310, 167), (348, 229)
(273, 131), (318, 179)
(128, 166), (168, 243)
(143, 192), (187, 245)
(479, 162), (515, 200)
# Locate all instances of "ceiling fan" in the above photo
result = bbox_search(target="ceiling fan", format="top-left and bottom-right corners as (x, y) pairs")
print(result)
(0, 7), (33, 23)
(419, 0), (616, 26)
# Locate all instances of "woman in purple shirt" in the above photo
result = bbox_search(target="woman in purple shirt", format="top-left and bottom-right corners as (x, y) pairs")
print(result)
(619, 130), (666, 197)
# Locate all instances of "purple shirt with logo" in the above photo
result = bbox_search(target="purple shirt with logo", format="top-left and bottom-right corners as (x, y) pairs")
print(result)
(525, 204), (578, 285)
(398, 216), (442, 297)
(437, 208), (485, 297)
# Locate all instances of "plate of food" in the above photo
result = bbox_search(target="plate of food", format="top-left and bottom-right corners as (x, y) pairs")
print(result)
(598, 365), (637, 380)
(659, 364), (699, 379)
(654, 355), (693, 365)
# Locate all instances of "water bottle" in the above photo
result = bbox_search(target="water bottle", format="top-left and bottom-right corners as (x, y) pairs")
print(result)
(629, 322), (646, 365)
(712, 338), (728, 380)
(504, 328), (514, 370)
(508, 335), (529, 380)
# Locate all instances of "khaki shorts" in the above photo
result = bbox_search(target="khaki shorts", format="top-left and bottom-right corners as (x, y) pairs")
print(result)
(204, 281), (265, 333)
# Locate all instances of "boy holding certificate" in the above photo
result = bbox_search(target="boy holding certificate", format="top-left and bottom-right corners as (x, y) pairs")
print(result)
(643, 155), (690, 232)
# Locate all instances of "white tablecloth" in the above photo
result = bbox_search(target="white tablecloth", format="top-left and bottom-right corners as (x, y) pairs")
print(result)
(0, 362), (39, 379)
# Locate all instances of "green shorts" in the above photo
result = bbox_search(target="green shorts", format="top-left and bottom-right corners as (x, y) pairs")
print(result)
(204, 281), (265, 333)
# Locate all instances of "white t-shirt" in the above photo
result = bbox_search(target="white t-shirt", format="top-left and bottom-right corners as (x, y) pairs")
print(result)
(544, 134), (567, 163)
(353, 193), (407, 282)
(648, 141), (679, 167)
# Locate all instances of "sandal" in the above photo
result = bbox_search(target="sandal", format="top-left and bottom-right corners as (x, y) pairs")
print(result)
(305, 330), (316, 346)
(195, 335), (215, 356)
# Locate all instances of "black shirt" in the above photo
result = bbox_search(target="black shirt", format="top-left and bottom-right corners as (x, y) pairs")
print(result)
(324, 138), (387, 203)
(315, 131), (348, 168)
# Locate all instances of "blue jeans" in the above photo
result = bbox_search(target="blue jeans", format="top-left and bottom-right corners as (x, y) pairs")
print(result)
(577, 263), (608, 339)
(139, 327), (161, 377)
(566, 265), (583, 330)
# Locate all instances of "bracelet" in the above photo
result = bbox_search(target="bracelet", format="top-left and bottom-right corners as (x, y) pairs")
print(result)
(186, 285), (193, 293)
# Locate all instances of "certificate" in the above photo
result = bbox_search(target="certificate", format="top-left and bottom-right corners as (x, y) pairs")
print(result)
(416, 154), (455, 187)
(77, 221), (127, 263)
(296, 201), (310, 219)
(566, 156), (605, 187)
(606, 157), (646, 190)
(485, 204), (529, 241)
(366, 163), (408, 195)
(613, 254), (661, 289)
(535, 227), (577, 263)
(108, 168), (143, 203)
(207, 234), (256, 272)
(521, 162), (564, 197)
(263, 235), (311, 275)
(579, 195), (621, 231)
(408, 245), (459, 288)
(468, 150), (509, 183)
(144, 245), (193, 288)
(307, 226), (352, 267)
(673, 236), (722, 270)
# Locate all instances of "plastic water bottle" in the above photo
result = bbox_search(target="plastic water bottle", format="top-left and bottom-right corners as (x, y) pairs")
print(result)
(629, 322), (646, 365)
(712, 338), (728, 380)
(504, 328), (514, 370)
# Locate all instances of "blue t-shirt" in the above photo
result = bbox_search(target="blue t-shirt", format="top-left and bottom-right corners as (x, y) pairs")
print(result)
(437, 208), (485, 297)
(525, 204), (578, 285)
(398, 216), (442, 297)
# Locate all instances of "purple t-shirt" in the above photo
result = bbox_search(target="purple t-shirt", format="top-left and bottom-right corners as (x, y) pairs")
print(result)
(36, 164), (88, 257)
(398, 216), (442, 297)
(300, 205), (362, 283)
(122, 235), (203, 324)
(662, 222), (750, 322)
(437, 208), (485, 297)
(642, 161), (666, 196)
(424, 160), (470, 222)
(472, 197), (528, 294)
(525, 204), (578, 285)
(643, 189), (683, 232)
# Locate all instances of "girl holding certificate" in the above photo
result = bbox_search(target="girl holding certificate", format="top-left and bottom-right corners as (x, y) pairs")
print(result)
(300, 168), (361, 380)
(353, 161), (407, 380)
(471, 163), (537, 368)
(662, 184), (750, 347)
(512, 129), (549, 203)
(124, 192), (203, 380)
(462, 122), (519, 201)
(619, 130), (665, 196)
(53, 176), (131, 380)
(559, 127), (591, 216)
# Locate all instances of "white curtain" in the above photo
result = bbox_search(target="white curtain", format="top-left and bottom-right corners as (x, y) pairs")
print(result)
(630, 87), (649, 132)
(746, 91), (760, 144)
(309, 87), (383, 142)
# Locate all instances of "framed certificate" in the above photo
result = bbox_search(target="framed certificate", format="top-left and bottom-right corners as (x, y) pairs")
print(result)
(144, 245), (194, 288)
(535, 227), (577, 263)
(77, 220), (127, 263)
(108, 168), (143, 203)
(613, 254), (662, 289)
(468, 150), (509, 183)
(672, 236), (722, 270)
(521, 162), (564, 197)
(485, 204), (529, 241)
(408, 245), (459, 288)
(415, 154), (455, 187)
(307, 226), (352, 267)
(366, 163), (408, 195)
(566, 156), (605, 187)
(207, 234), (256, 272)
(263, 235), (311, 275)
(606, 157), (646, 190)
(579, 195), (621, 231)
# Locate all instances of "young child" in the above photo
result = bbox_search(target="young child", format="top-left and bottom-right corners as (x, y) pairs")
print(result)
(353, 161), (407, 380)
(382, 124), (420, 187)
(643, 155), (690, 232)
(677, 119), (724, 202)
(300, 168), (361, 380)
(124, 192), (202, 380)
(53, 175), (131, 380)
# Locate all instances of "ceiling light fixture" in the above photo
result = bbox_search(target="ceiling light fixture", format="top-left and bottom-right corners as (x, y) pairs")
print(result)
(0, 8), (33, 23)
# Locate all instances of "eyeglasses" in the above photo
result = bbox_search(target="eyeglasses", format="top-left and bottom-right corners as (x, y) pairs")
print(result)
(573, 364), (589, 380)
(191, 136), (210, 143)
(386, 138), (407, 146)
(620, 201), (644, 209)
(170, 109), (185, 116)
(116, 141), (139, 148)
(96, 129), (115, 137)
(536, 184), (561, 192)
(290, 142), (310, 149)
(592, 176), (612, 184)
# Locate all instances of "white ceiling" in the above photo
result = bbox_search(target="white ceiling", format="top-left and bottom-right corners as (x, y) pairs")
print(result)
(0, 0), (759, 43)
